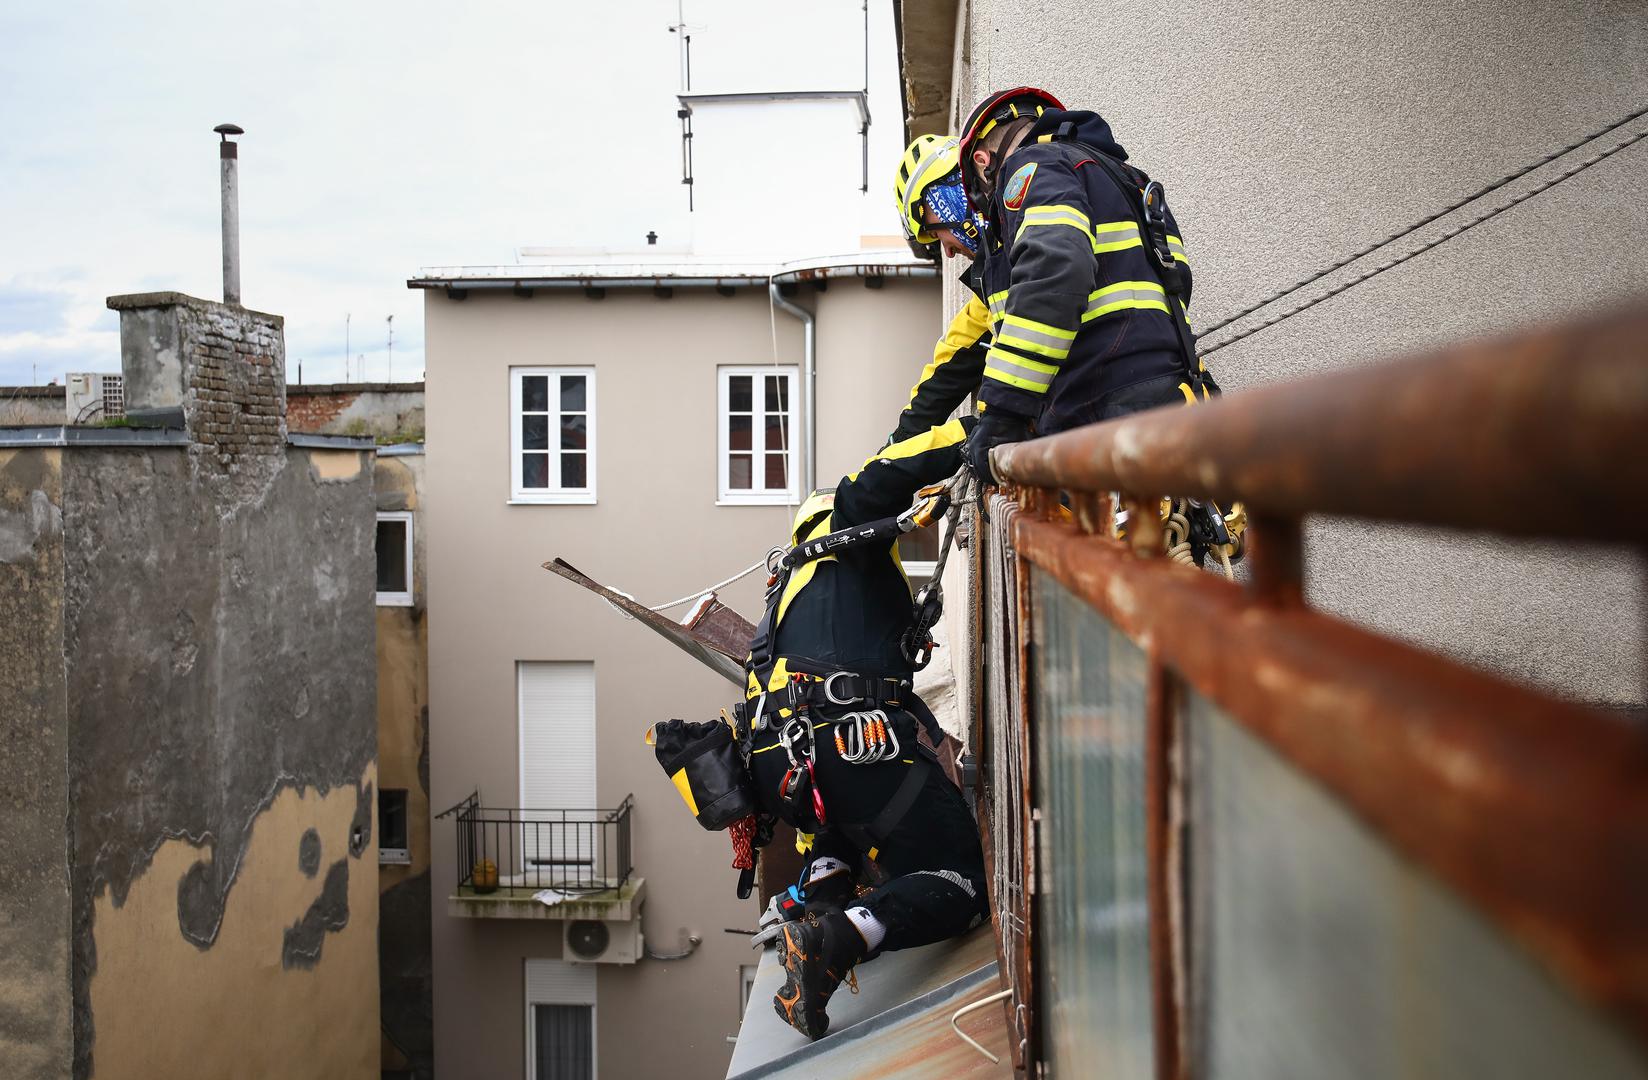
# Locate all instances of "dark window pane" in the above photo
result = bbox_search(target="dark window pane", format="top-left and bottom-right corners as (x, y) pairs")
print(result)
(522, 454), (549, 489)
(764, 453), (788, 489)
(378, 789), (409, 849)
(522, 375), (549, 412)
(765, 415), (790, 451)
(765, 375), (788, 413)
(522, 415), (549, 450)
(560, 376), (586, 412)
(560, 415), (586, 450)
(729, 414), (752, 451)
(375, 519), (408, 593)
(561, 453), (587, 489)
(535, 1004), (593, 1080)
(728, 454), (752, 489)
(729, 375), (752, 412)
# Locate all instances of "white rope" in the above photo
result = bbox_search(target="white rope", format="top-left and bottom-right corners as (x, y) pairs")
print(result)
(646, 558), (770, 613)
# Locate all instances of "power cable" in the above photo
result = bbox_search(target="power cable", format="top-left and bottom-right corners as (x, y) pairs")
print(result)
(1196, 106), (1648, 359)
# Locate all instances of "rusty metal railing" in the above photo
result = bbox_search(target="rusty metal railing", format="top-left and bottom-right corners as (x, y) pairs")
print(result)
(973, 302), (1648, 1078)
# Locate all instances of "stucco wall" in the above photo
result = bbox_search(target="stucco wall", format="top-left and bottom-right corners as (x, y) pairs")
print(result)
(423, 279), (940, 1078)
(0, 447), (72, 1080)
(289, 384), (426, 441)
(60, 441), (379, 1078)
(944, 0), (1648, 704)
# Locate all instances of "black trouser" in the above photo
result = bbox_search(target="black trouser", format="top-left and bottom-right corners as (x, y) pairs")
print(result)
(750, 707), (988, 952)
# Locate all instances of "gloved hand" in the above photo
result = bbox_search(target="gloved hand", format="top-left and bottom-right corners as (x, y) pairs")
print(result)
(965, 409), (1032, 484)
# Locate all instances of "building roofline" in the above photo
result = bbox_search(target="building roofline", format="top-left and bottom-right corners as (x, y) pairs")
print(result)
(0, 425), (192, 448)
(407, 250), (937, 292)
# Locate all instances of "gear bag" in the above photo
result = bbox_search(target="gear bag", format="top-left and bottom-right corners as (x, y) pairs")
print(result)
(649, 718), (757, 831)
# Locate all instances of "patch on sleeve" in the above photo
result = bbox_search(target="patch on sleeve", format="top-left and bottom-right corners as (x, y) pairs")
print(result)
(1002, 162), (1037, 211)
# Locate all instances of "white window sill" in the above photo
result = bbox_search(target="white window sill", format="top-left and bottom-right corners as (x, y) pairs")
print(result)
(376, 592), (414, 607)
(716, 495), (800, 507)
(509, 494), (598, 506)
(902, 561), (937, 577)
(379, 849), (412, 866)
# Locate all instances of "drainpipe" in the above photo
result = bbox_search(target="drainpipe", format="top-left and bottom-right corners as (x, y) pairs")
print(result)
(768, 283), (817, 495)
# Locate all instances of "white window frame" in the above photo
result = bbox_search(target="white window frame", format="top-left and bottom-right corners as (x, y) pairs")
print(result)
(525, 961), (597, 1080)
(375, 511), (413, 606)
(511, 367), (596, 505)
(716, 366), (800, 505)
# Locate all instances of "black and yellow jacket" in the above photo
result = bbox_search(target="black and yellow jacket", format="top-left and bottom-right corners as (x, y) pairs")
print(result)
(745, 417), (972, 700)
(977, 109), (1197, 432)
(886, 262), (990, 445)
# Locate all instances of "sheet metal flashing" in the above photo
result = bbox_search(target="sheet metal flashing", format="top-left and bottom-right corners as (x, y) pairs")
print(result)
(0, 425), (190, 448)
(678, 89), (870, 127)
(376, 442), (425, 457)
(407, 251), (936, 291)
(727, 924), (1008, 1079)
(286, 432), (376, 450)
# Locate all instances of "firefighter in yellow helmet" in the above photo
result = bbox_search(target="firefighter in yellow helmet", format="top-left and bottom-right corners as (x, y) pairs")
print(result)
(882, 136), (995, 446)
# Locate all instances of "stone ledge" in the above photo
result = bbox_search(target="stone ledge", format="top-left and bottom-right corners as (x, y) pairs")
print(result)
(105, 291), (284, 325)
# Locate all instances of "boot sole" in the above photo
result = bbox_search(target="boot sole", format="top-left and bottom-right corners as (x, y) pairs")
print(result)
(772, 922), (830, 1040)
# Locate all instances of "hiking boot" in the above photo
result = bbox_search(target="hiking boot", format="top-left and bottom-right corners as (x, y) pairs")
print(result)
(771, 910), (865, 1040)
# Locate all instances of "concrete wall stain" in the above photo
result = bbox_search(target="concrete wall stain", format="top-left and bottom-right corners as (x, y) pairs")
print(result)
(299, 829), (322, 877)
(0, 447), (73, 1080)
(282, 858), (351, 970)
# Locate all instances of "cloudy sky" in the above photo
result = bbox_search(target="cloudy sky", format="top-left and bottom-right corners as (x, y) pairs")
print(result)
(0, 0), (904, 386)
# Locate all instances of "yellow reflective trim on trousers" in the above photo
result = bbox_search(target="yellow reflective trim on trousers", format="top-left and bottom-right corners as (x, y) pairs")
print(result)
(1091, 220), (1143, 254)
(1083, 281), (1170, 321)
(998, 313), (1075, 359)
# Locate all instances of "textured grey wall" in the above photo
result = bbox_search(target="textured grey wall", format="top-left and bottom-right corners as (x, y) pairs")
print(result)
(947, 0), (1648, 704)
(0, 448), (72, 1080)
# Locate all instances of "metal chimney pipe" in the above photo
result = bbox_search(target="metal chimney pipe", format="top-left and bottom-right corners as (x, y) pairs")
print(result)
(214, 124), (244, 304)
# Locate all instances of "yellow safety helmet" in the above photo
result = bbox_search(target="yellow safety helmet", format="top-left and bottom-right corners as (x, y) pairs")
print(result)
(894, 135), (966, 254)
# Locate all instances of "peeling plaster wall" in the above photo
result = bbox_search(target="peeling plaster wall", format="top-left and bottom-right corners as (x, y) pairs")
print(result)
(375, 451), (433, 1079)
(88, 766), (380, 1080)
(60, 440), (378, 1079)
(0, 447), (72, 1080)
(288, 384), (425, 441)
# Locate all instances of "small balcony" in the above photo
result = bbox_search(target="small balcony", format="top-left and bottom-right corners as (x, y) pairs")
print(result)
(437, 792), (642, 921)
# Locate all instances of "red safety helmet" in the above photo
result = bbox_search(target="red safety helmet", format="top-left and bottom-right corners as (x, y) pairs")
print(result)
(957, 86), (1065, 209)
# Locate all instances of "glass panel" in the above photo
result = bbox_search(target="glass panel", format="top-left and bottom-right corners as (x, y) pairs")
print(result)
(522, 454), (548, 489)
(534, 1003), (593, 1080)
(522, 415), (549, 451)
(728, 375), (752, 412)
(375, 519), (407, 593)
(728, 454), (752, 490)
(763, 453), (788, 490)
(559, 375), (586, 412)
(560, 453), (587, 490)
(765, 414), (790, 452)
(522, 375), (549, 413)
(378, 789), (408, 848)
(765, 374), (789, 412)
(1032, 567), (1153, 1080)
(898, 525), (941, 563)
(560, 415), (586, 451)
(729, 415), (752, 452)
(1184, 687), (1648, 1080)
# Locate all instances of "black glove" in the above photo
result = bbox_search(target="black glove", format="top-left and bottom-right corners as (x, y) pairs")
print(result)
(965, 409), (1031, 484)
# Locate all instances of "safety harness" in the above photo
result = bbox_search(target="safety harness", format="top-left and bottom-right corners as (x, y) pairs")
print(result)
(731, 475), (970, 874)
(1049, 123), (1219, 401)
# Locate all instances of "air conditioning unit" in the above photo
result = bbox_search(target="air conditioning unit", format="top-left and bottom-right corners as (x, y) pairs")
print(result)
(562, 917), (642, 965)
(66, 372), (125, 423)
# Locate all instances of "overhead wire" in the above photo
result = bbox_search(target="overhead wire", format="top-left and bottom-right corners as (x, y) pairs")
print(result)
(1196, 105), (1648, 359)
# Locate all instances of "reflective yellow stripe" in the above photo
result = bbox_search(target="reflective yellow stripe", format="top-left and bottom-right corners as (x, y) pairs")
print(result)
(1020, 203), (1091, 234)
(1167, 234), (1189, 265)
(1091, 220), (1143, 254)
(905, 297), (990, 406)
(985, 349), (1057, 393)
(1083, 281), (1170, 321)
(998, 313), (1075, 359)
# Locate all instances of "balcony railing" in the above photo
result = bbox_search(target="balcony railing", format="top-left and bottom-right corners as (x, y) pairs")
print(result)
(437, 792), (634, 899)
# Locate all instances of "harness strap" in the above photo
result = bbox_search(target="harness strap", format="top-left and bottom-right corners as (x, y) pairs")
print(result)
(835, 757), (933, 853)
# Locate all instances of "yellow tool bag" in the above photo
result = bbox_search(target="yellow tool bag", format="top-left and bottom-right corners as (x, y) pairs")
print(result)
(648, 718), (756, 831)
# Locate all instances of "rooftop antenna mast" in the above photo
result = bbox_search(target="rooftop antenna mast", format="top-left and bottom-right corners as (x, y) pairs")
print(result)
(386, 315), (394, 384)
(669, 1), (702, 211)
(345, 313), (351, 383)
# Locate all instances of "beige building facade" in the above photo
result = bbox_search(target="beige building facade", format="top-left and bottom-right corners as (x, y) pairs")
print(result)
(900, 0), (1648, 707)
(413, 254), (945, 1078)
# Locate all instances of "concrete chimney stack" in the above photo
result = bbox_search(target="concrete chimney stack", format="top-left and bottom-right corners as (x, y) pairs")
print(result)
(214, 124), (244, 305)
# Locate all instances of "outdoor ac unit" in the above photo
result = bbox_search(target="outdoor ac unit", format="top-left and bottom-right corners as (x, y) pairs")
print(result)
(65, 372), (124, 423)
(562, 917), (642, 965)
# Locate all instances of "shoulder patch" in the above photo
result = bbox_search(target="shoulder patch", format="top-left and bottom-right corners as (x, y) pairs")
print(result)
(1002, 162), (1037, 211)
